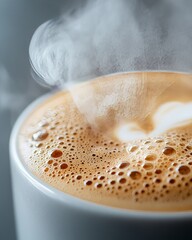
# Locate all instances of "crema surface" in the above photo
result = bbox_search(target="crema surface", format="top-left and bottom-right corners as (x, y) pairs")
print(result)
(19, 72), (192, 211)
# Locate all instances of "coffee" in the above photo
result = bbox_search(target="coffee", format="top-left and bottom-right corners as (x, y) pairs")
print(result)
(19, 72), (192, 211)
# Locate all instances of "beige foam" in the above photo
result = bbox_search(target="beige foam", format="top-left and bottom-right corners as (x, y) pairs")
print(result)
(19, 72), (192, 211)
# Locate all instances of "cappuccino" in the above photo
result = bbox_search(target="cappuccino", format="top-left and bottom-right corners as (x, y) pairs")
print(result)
(19, 72), (192, 211)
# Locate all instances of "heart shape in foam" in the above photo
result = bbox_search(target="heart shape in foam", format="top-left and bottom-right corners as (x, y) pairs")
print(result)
(115, 101), (192, 142)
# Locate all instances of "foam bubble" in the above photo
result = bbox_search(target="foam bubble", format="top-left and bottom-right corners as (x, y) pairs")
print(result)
(163, 147), (176, 156)
(178, 165), (190, 175)
(50, 149), (63, 158)
(118, 162), (130, 169)
(129, 171), (142, 180)
(60, 163), (68, 170)
(32, 130), (49, 141)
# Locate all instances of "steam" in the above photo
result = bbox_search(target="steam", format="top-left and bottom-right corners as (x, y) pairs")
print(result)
(29, 0), (192, 138)
(29, 0), (192, 86)
(30, 0), (141, 86)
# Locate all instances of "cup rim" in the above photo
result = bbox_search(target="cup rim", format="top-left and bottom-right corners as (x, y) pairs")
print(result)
(10, 71), (192, 220)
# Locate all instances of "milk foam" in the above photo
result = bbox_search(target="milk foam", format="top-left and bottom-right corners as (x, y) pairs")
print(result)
(116, 101), (192, 141)
(19, 72), (192, 211)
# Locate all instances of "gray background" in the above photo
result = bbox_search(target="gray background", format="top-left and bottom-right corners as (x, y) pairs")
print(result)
(1, 0), (192, 240)
(0, 1), (83, 239)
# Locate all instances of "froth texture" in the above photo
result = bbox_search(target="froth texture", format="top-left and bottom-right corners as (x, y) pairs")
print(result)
(19, 72), (192, 211)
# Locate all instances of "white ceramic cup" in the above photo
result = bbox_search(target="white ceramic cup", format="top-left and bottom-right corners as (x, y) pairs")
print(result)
(10, 92), (192, 240)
